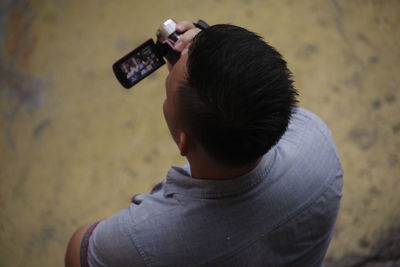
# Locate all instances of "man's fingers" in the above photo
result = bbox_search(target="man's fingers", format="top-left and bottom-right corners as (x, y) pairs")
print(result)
(167, 62), (173, 72)
(174, 21), (202, 52)
(175, 21), (196, 33)
(174, 28), (202, 52)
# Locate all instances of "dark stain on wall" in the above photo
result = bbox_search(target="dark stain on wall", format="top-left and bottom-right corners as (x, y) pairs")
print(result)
(33, 118), (51, 137)
(0, 66), (45, 120)
(0, 65), (46, 149)
(387, 154), (398, 168)
(371, 99), (381, 110)
(328, 226), (400, 267)
(368, 56), (379, 64)
(392, 124), (400, 134)
(385, 94), (396, 104)
(348, 127), (378, 151)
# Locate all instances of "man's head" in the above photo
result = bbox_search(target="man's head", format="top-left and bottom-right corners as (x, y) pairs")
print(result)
(164, 24), (298, 167)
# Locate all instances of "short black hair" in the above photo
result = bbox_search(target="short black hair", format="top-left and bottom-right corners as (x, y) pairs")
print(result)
(178, 24), (298, 166)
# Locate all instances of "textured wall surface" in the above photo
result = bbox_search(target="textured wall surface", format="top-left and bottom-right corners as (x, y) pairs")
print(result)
(1, 0), (399, 266)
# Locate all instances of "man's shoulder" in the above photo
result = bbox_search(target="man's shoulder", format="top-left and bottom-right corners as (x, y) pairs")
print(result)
(271, 107), (343, 211)
(279, 107), (340, 164)
(291, 107), (332, 136)
(290, 107), (338, 145)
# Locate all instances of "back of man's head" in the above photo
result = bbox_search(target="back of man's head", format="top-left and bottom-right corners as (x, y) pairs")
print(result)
(178, 24), (298, 166)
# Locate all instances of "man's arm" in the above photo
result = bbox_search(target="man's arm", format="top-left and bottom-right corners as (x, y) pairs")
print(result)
(65, 224), (91, 267)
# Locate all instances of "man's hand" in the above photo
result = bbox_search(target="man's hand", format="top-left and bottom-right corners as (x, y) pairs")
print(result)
(167, 21), (202, 71)
(174, 21), (202, 53)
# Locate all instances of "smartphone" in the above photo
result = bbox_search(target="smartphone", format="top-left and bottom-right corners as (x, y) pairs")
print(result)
(112, 39), (166, 89)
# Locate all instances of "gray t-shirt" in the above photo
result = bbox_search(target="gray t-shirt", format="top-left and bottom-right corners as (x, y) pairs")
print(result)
(81, 108), (343, 267)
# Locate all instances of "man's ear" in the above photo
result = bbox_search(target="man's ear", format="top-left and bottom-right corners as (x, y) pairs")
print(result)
(178, 131), (189, 156)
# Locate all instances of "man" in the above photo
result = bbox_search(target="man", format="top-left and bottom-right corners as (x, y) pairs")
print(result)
(66, 21), (343, 267)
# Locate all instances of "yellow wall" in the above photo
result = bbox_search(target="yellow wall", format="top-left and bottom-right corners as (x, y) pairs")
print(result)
(1, 0), (399, 266)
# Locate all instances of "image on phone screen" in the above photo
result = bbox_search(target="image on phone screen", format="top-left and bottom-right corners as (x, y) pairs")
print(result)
(113, 39), (165, 88)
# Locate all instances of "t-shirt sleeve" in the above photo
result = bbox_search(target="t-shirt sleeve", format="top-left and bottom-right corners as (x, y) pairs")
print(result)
(80, 209), (146, 267)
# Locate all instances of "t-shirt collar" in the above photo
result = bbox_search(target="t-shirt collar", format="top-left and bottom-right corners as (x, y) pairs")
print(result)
(163, 149), (276, 199)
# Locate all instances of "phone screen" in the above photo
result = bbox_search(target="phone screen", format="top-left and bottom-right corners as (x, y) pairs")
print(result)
(113, 39), (165, 88)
